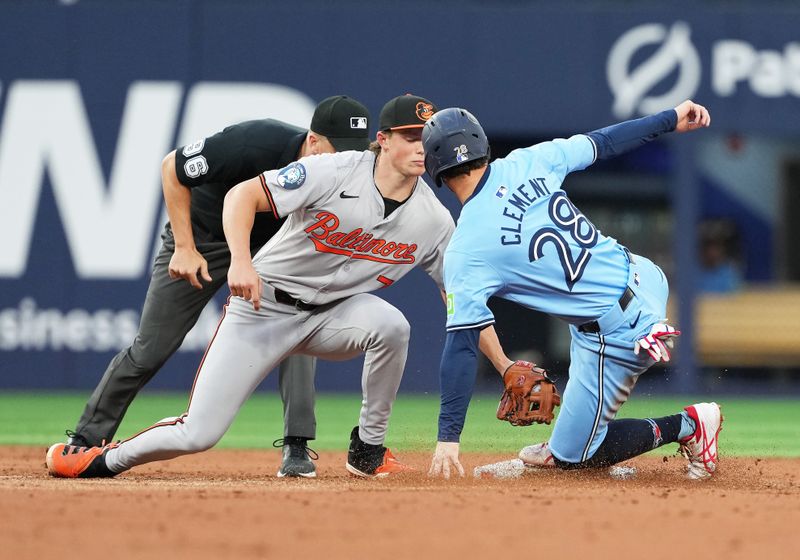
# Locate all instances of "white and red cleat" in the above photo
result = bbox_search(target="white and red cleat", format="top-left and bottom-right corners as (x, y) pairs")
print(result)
(679, 402), (723, 480)
(518, 442), (555, 468)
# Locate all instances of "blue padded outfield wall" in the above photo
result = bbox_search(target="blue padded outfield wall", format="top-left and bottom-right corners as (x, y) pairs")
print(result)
(1, 1), (798, 391)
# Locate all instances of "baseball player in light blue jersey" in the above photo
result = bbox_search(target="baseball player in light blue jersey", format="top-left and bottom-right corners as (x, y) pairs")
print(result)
(423, 101), (722, 481)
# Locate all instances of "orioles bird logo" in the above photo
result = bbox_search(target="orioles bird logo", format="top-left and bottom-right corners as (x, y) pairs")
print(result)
(415, 102), (435, 122)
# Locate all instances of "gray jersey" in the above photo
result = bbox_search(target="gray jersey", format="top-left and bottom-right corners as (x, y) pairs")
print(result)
(101, 151), (456, 475)
(254, 150), (454, 304)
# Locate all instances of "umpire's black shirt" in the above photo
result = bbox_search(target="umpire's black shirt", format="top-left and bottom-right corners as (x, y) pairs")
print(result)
(174, 119), (306, 248)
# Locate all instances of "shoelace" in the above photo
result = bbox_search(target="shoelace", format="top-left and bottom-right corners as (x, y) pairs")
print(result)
(64, 429), (89, 446)
(64, 430), (116, 449)
(272, 438), (319, 461)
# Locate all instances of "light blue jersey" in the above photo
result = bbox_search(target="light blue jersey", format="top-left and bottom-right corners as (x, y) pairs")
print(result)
(433, 107), (695, 466)
(445, 134), (631, 331)
(439, 131), (673, 460)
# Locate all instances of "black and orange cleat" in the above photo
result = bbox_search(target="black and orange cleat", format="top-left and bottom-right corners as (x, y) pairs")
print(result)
(45, 443), (117, 478)
(345, 426), (414, 479)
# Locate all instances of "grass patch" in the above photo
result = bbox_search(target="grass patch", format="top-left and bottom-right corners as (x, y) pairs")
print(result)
(1, 392), (797, 456)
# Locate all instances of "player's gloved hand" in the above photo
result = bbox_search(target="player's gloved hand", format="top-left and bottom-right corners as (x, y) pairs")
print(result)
(634, 323), (681, 362)
(673, 100), (711, 133)
(428, 441), (464, 480)
(169, 247), (212, 289)
(227, 257), (263, 310)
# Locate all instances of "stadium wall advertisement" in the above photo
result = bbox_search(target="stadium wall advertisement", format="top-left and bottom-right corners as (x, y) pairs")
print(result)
(1, 1), (798, 390)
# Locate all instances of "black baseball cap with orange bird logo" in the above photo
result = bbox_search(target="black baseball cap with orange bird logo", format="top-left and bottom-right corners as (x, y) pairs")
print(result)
(378, 94), (437, 132)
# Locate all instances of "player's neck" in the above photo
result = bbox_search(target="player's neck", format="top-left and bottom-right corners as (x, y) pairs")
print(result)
(373, 153), (417, 201)
(297, 136), (314, 159)
(447, 167), (487, 205)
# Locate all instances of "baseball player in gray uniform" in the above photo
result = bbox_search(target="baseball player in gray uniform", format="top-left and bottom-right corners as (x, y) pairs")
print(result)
(64, 95), (371, 479)
(46, 94), (457, 479)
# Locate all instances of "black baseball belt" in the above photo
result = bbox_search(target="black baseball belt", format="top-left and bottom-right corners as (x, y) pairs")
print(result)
(577, 287), (635, 334)
(273, 288), (321, 311)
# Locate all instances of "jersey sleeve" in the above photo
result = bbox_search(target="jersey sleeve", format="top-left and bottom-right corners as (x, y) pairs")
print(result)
(547, 134), (597, 173)
(586, 109), (677, 160)
(175, 123), (253, 187)
(259, 154), (338, 219)
(444, 250), (503, 331)
(437, 328), (481, 442)
(503, 134), (596, 187)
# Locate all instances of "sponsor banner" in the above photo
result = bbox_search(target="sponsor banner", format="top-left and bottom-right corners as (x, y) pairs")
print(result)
(1, 2), (796, 389)
(2, 4), (800, 135)
(0, 297), (220, 354)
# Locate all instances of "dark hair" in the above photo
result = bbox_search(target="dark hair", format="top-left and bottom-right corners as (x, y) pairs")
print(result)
(438, 154), (490, 183)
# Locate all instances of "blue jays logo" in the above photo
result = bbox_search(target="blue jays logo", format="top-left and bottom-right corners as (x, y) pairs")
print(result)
(645, 418), (663, 449)
(454, 144), (469, 163)
(277, 162), (307, 190)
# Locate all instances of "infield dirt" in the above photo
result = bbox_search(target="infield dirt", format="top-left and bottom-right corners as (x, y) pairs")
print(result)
(1, 446), (798, 560)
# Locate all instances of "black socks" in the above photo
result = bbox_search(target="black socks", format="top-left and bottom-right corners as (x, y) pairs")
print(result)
(553, 414), (683, 470)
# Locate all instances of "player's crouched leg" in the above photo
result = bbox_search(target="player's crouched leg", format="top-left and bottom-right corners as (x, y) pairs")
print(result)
(99, 414), (231, 475)
(303, 294), (410, 445)
(168, 416), (227, 454)
(550, 415), (686, 470)
(368, 300), (411, 352)
(356, 300), (410, 444)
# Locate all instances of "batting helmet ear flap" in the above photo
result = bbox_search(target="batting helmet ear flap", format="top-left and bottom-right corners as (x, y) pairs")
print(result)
(422, 108), (489, 187)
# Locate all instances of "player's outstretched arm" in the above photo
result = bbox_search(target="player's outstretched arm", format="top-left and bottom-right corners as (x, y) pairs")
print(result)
(162, 151), (212, 289)
(586, 99), (710, 161)
(478, 326), (514, 376)
(673, 100), (711, 133)
(223, 178), (272, 310)
(430, 327), (483, 479)
(439, 291), (510, 376)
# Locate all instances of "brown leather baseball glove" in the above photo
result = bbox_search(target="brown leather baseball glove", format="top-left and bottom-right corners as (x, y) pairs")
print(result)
(496, 360), (561, 426)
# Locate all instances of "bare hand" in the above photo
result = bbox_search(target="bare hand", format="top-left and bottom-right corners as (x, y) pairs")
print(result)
(168, 247), (212, 289)
(428, 441), (464, 479)
(228, 258), (262, 310)
(673, 100), (711, 132)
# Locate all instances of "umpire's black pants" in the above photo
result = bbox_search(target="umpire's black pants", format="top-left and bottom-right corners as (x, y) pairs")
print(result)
(73, 223), (316, 446)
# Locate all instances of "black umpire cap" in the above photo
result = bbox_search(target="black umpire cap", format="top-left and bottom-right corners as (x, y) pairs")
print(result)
(310, 95), (371, 151)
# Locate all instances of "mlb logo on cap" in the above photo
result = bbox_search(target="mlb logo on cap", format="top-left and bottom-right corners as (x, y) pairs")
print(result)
(351, 117), (368, 129)
(310, 95), (371, 151)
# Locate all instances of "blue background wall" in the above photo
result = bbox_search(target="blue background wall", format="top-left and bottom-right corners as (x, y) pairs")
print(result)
(1, 0), (798, 392)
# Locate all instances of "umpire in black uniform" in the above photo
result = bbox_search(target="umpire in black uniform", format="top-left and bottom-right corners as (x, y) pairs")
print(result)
(66, 95), (371, 478)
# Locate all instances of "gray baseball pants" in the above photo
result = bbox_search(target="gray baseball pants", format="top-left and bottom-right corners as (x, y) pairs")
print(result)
(73, 224), (316, 446)
(105, 287), (410, 473)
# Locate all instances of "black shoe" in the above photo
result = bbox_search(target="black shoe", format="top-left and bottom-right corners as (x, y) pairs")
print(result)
(345, 426), (388, 477)
(273, 437), (318, 478)
(64, 430), (90, 448)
